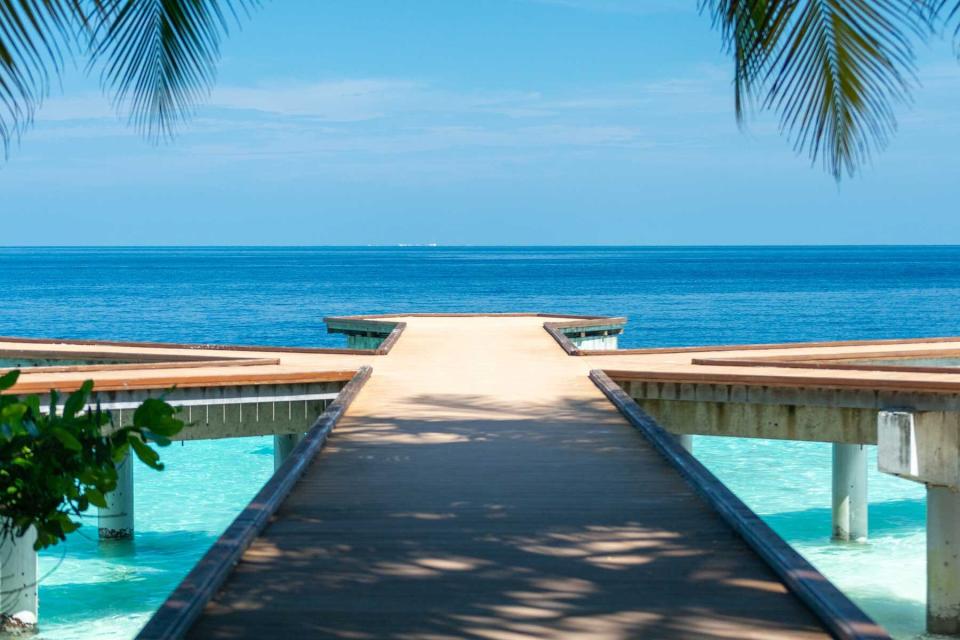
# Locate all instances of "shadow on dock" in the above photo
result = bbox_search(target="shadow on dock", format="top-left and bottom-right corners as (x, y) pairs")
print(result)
(190, 392), (831, 639)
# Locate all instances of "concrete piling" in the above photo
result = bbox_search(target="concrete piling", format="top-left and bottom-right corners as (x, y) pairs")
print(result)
(831, 443), (868, 542)
(0, 525), (38, 626)
(274, 433), (305, 471)
(672, 433), (694, 454)
(928, 485), (960, 635)
(99, 454), (134, 540)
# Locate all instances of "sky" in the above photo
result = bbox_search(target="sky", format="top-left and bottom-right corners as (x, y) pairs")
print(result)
(2, 0), (959, 245)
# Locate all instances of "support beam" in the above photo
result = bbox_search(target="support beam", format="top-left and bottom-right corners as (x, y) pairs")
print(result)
(274, 433), (304, 471)
(0, 526), (38, 626)
(672, 433), (693, 454)
(99, 454), (134, 540)
(928, 485), (960, 635)
(878, 410), (960, 488)
(877, 411), (960, 635)
(632, 396), (878, 445)
(831, 443), (868, 542)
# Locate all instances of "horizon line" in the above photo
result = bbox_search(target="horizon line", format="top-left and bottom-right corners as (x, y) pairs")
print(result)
(2, 243), (960, 249)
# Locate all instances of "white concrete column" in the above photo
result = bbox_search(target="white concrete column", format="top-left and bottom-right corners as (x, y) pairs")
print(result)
(671, 433), (693, 454)
(0, 525), (38, 626)
(928, 485), (960, 635)
(274, 433), (305, 471)
(99, 454), (134, 540)
(831, 443), (868, 542)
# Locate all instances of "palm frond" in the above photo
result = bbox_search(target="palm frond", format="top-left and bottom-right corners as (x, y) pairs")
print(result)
(91, 0), (256, 141)
(922, 0), (960, 46)
(706, 0), (920, 179)
(703, 0), (796, 120)
(0, 1), (93, 156)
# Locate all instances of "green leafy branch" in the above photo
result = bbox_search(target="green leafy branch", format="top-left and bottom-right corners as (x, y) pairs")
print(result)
(0, 369), (184, 550)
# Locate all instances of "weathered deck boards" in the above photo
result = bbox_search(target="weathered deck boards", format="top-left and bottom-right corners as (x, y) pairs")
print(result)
(184, 317), (834, 639)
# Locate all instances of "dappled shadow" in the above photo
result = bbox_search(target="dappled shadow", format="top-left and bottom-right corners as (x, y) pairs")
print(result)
(188, 392), (835, 639)
(329, 392), (645, 456)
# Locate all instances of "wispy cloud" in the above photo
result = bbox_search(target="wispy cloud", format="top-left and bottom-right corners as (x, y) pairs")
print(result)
(209, 79), (425, 121)
(23, 69), (739, 169)
(203, 71), (729, 121)
(38, 94), (116, 121)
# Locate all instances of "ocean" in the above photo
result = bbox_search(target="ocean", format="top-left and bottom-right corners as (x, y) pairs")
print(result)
(3, 245), (957, 639)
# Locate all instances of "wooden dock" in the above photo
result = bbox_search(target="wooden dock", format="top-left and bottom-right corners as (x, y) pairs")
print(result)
(4, 315), (921, 638)
(129, 316), (886, 639)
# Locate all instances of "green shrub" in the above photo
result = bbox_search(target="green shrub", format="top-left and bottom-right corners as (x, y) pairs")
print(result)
(0, 370), (183, 549)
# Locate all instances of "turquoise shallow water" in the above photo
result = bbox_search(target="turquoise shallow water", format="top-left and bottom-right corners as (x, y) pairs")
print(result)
(35, 438), (276, 639)
(3, 246), (958, 638)
(695, 438), (927, 639)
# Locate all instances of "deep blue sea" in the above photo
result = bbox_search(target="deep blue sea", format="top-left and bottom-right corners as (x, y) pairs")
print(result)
(3, 246), (957, 639)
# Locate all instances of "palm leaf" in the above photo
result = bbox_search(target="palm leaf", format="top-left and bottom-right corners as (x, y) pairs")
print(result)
(706, 0), (920, 179)
(0, 1), (94, 156)
(922, 0), (960, 43)
(91, 0), (256, 140)
(703, 0), (796, 120)
(0, 0), (254, 152)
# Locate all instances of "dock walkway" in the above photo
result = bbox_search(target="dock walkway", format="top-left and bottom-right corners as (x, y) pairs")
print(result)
(179, 316), (834, 639)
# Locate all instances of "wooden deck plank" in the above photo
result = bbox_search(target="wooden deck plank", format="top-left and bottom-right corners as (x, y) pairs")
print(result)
(184, 317), (840, 640)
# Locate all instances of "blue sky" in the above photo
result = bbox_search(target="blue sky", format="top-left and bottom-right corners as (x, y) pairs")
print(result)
(3, 0), (959, 245)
